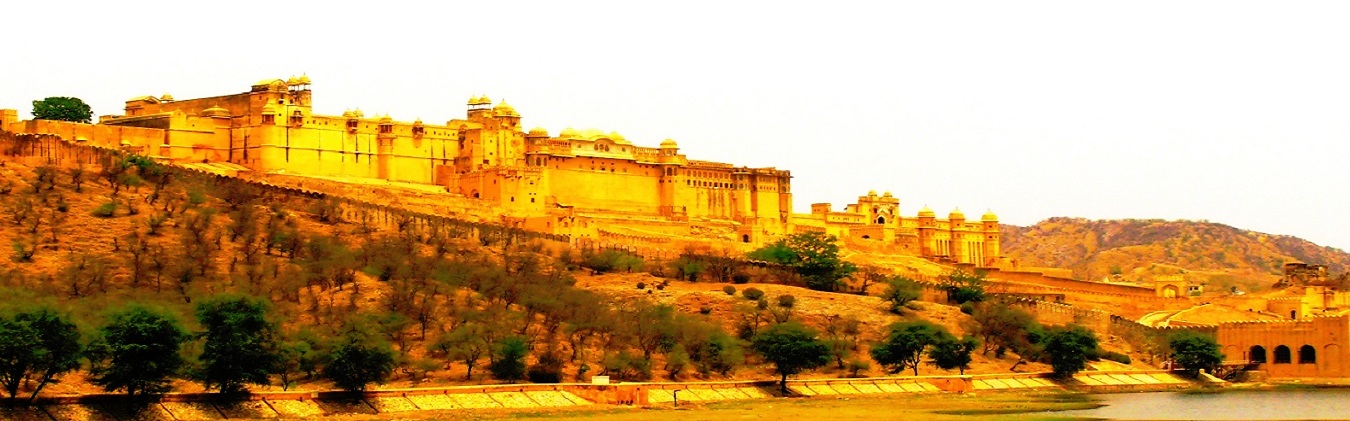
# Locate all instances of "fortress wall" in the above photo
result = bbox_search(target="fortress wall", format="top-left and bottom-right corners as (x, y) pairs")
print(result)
(985, 268), (1159, 297)
(548, 165), (662, 213)
(1216, 316), (1348, 377)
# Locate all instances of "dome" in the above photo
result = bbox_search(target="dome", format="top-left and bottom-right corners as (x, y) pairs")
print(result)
(660, 138), (679, 148)
(160, 93), (174, 102)
(868, 190), (877, 197)
(297, 74), (311, 85)
(342, 109), (353, 118)
(981, 210), (999, 222)
(352, 109), (364, 118)
(559, 127), (580, 139)
(883, 191), (893, 198)
(261, 104), (277, 114)
(467, 96), (482, 105)
(201, 105), (229, 118)
(493, 100), (518, 116)
(414, 118), (424, 125)
(608, 131), (630, 145)
(286, 76), (299, 85)
(379, 114), (393, 124)
(528, 127), (549, 137)
(949, 208), (965, 219)
(918, 206), (936, 218)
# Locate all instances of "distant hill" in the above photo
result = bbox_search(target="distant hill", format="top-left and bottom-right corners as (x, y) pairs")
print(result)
(1000, 217), (1350, 291)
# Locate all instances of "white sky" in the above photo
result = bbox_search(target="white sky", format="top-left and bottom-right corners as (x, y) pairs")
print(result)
(4, 1), (1348, 249)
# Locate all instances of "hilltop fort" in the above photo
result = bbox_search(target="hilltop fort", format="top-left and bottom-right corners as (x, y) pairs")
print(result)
(1, 77), (999, 266)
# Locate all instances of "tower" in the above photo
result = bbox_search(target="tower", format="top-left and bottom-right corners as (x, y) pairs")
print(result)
(917, 205), (936, 258)
(949, 208), (966, 263)
(981, 210), (1001, 267)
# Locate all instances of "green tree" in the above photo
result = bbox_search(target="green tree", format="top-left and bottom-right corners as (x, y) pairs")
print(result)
(1043, 325), (1098, 378)
(751, 322), (831, 394)
(871, 320), (945, 376)
(968, 302), (1039, 357)
(322, 318), (396, 392)
(31, 97), (93, 123)
(0, 305), (83, 400)
(194, 294), (280, 394)
(489, 335), (530, 382)
(882, 275), (922, 313)
(943, 269), (987, 304)
(929, 334), (979, 375)
(1169, 331), (1224, 377)
(430, 322), (493, 380)
(749, 232), (857, 292)
(88, 304), (188, 396)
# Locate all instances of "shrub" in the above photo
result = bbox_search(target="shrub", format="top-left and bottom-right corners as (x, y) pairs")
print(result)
(731, 272), (751, 284)
(636, 282), (646, 290)
(846, 358), (870, 377)
(742, 287), (765, 301)
(777, 294), (796, 308)
(959, 302), (975, 315)
(1101, 350), (1132, 365)
(699, 305), (713, 315)
(10, 240), (35, 263)
(583, 250), (644, 273)
(723, 285), (737, 296)
(882, 276), (922, 313)
(527, 352), (564, 384)
(92, 202), (116, 218)
(489, 336), (529, 382)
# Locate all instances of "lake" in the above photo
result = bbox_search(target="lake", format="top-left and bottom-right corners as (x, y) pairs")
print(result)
(1040, 388), (1350, 420)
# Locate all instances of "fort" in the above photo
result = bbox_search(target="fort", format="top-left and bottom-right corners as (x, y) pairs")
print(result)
(1, 77), (998, 265)
(4, 79), (1349, 383)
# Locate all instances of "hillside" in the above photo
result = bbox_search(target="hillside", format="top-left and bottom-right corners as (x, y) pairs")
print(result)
(3, 149), (1114, 398)
(1001, 217), (1350, 292)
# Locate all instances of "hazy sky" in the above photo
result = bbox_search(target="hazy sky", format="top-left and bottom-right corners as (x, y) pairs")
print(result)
(4, 1), (1348, 249)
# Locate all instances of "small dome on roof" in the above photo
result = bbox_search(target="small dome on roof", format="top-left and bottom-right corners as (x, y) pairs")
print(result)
(559, 127), (580, 138)
(918, 206), (936, 217)
(660, 138), (679, 148)
(414, 118), (423, 125)
(608, 131), (630, 144)
(379, 114), (393, 124)
(352, 109), (364, 118)
(467, 96), (482, 105)
(479, 95), (492, 105)
(528, 127), (549, 137)
(202, 105), (229, 117)
(342, 109), (353, 118)
(868, 190), (877, 196)
(950, 208), (965, 219)
(981, 209), (999, 222)
(883, 191), (893, 197)
(261, 104), (277, 114)
(287, 76), (300, 85)
(297, 74), (311, 85)
(493, 100), (518, 116)
(160, 93), (174, 102)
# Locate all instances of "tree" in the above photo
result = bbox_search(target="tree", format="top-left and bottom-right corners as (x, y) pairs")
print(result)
(88, 304), (188, 396)
(929, 334), (979, 375)
(968, 302), (1039, 357)
(430, 323), (492, 380)
(194, 294), (280, 394)
(882, 275), (922, 313)
(1169, 331), (1224, 377)
(943, 269), (987, 304)
(1043, 325), (1098, 378)
(749, 232), (857, 292)
(0, 305), (83, 400)
(489, 336), (529, 382)
(751, 322), (831, 394)
(871, 320), (945, 376)
(323, 319), (397, 392)
(31, 97), (93, 123)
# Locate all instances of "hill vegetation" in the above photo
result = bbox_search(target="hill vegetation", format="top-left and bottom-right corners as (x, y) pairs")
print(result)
(1001, 217), (1350, 292)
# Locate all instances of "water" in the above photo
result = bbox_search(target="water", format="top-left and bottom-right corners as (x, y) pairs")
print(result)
(1041, 388), (1350, 420)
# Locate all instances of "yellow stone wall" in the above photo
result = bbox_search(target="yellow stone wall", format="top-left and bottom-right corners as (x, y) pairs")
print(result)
(5, 78), (793, 237)
(796, 191), (1002, 267)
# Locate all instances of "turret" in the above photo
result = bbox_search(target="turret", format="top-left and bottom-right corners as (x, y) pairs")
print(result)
(949, 208), (966, 263)
(917, 205), (936, 257)
(981, 210), (1000, 266)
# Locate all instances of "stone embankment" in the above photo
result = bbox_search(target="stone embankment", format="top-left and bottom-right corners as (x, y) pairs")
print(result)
(0, 371), (1208, 420)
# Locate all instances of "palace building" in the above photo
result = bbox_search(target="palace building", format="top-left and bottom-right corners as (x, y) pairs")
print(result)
(0, 77), (997, 265)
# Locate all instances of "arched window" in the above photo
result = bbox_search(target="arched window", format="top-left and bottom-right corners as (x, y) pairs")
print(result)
(1299, 345), (1316, 364)
(876, 216), (886, 224)
(742, 234), (750, 243)
(1249, 345), (1267, 363)
(1274, 345), (1292, 364)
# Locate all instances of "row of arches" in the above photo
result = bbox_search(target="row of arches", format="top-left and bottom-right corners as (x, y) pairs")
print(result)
(1249, 345), (1316, 364)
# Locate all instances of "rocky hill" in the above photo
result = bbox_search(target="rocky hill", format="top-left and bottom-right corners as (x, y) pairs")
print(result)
(1001, 217), (1350, 292)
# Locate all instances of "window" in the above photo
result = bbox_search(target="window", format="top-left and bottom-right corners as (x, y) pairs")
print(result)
(1274, 345), (1292, 364)
(1299, 345), (1316, 364)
